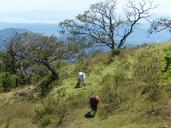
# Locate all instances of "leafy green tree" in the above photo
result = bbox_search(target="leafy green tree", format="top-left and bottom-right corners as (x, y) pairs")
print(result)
(13, 33), (79, 78)
(8, 33), (81, 94)
(2, 35), (32, 86)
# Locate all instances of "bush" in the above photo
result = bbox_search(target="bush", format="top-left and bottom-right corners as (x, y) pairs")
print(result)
(100, 66), (128, 117)
(56, 100), (70, 125)
(74, 59), (92, 75)
(34, 104), (52, 128)
(135, 46), (165, 101)
(34, 88), (70, 127)
(0, 72), (17, 92)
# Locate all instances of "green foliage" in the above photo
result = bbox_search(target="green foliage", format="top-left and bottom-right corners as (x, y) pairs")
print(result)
(0, 33), (83, 93)
(100, 65), (128, 117)
(105, 52), (115, 65)
(38, 73), (63, 96)
(56, 99), (70, 125)
(100, 74), (120, 118)
(34, 104), (52, 128)
(54, 61), (67, 70)
(0, 47), (18, 74)
(74, 59), (92, 75)
(52, 88), (70, 125)
(68, 92), (88, 110)
(0, 72), (17, 92)
(34, 88), (70, 127)
(135, 46), (165, 100)
(1, 42), (171, 128)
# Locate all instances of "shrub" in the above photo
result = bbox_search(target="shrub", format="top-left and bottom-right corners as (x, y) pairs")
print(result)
(134, 46), (165, 101)
(74, 59), (92, 75)
(56, 100), (70, 125)
(34, 104), (52, 128)
(100, 66), (128, 117)
(0, 72), (17, 92)
(34, 88), (70, 127)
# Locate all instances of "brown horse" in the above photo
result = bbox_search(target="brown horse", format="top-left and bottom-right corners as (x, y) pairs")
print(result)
(89, 95), (100, 116)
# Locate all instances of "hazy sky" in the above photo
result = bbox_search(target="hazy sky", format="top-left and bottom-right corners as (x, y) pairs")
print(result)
(0, 0), (170, 23)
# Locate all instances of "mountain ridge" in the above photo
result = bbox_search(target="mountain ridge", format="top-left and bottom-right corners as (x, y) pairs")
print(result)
(0, 23), (170, 48)
(0, 28), (31, 47)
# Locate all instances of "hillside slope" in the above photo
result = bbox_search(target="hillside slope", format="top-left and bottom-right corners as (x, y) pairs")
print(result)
(1, 42), (171, 128)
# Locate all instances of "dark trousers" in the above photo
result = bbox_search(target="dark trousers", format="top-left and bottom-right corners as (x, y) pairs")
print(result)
(90, 97), (98, 114)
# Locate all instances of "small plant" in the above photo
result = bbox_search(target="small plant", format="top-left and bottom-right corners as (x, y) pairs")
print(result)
(56, 100), (70, 125)
(33, 88), (70, 127)
(34, 104), (52, 128)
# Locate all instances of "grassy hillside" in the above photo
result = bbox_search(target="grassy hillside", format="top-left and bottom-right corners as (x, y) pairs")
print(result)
(1, 42), (171, 128)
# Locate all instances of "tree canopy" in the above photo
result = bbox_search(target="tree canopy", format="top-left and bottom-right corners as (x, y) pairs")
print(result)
(2, 32), (82, 94)
(60, 0), (155, 54)
(149, 18), (171, 33)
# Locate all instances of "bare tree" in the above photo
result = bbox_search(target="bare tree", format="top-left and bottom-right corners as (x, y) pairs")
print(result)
(60, 0), (155, 55)
(149, 18), (171, 34)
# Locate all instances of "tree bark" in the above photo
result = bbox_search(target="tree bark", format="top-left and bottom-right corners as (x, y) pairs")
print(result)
(43, 63), (59, 80)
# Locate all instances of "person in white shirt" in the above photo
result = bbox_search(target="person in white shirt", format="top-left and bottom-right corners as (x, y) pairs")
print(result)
(75, 71), (87, 88)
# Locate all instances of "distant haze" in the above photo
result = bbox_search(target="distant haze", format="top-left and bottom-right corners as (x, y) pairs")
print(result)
(0, 22), (58, 35)
(0, 23), (170, 47)
(0, 0), (170, 46)
(0, 0), (170, 23)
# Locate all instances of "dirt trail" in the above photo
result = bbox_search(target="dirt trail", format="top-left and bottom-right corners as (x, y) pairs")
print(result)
(0, 86), (35, 102)
(0, 91), (14, 101)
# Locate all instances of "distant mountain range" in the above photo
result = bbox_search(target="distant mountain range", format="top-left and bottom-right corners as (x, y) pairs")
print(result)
(0, 22), (58, 35)
(0, 22), (170, 48)
(0, 28), (31, 47)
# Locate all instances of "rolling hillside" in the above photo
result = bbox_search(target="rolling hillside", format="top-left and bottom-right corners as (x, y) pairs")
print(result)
(0, 42), (171, 128)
